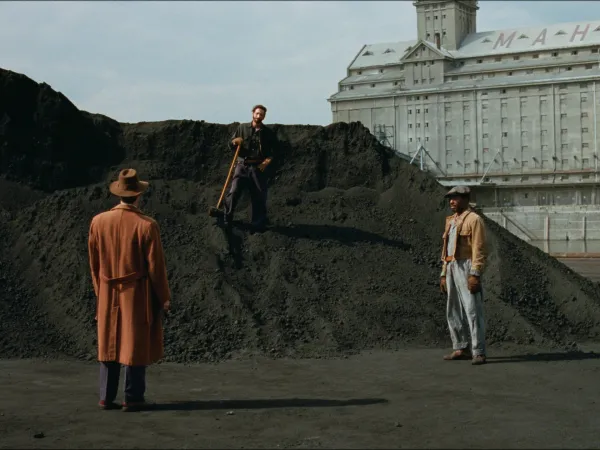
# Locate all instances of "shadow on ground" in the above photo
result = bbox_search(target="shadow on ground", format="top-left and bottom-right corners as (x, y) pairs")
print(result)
(152, 397), (389, 412)
(487, 351), (600, 364)
(227, 221), (411, 250)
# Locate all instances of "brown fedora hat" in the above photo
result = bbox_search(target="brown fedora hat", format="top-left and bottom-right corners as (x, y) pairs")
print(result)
(109, 168), (149, 197)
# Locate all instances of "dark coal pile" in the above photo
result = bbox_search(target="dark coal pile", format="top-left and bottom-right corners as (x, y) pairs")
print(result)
(2, 67), (600, 363)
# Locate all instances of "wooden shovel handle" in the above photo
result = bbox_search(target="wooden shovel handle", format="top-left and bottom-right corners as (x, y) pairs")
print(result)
(216, 144), (240, 209)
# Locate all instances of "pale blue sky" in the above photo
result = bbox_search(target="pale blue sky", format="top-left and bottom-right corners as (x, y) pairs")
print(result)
(2, 1), (600, 126)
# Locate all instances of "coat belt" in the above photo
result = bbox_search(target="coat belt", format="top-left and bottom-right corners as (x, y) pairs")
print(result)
(100, 270), (147, 284)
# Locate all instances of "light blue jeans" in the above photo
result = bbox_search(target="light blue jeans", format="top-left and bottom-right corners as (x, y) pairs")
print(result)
(446, 259), (486, 356)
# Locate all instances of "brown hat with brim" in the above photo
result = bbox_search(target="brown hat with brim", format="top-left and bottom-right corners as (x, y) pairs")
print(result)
(109, 168), (149, 197)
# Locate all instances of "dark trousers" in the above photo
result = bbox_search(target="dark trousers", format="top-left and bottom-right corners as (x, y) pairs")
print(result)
(99, 362), (146, 403)
(223, 162), (268, 226)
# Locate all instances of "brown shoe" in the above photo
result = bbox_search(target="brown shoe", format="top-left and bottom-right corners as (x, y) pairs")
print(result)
(471, 355), (487, 365)
(443, 349), (472, 360)
(98, 400), (121, 410)
(122, 400), (156, 412)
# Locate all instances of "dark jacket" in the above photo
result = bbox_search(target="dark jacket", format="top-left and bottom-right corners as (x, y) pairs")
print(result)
(229, 122), (278, 162)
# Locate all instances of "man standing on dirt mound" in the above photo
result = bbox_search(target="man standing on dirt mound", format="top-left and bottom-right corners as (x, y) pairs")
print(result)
(88, 168), (172, 411)
(439, 186), (487, 365)
(223, 104), (278, 232)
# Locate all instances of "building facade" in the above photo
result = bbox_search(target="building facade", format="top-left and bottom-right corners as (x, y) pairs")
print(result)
(328, 1), (600, 243)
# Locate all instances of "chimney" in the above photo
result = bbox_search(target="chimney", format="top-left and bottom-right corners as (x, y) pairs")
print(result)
(435, 33), (441, 49)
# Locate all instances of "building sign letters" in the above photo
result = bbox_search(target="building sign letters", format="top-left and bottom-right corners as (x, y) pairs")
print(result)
(493, 23), (594, 50)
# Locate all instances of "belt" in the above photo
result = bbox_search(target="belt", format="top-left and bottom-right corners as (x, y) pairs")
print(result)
(237, 157), (263, 165)
(100, 270), (147, 284)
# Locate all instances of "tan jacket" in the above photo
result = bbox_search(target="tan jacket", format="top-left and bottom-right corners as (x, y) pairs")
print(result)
(88, 203), (171, 366)
(440, 209), (487, 277)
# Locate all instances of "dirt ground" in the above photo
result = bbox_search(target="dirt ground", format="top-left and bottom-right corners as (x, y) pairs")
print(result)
(2, 345), (600, 449)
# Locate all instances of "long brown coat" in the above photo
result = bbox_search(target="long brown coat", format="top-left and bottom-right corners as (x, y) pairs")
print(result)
(88, 203), (171, 366)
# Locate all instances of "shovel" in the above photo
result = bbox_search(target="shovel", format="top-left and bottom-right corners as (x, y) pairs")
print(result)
(208, 144), (240, 217)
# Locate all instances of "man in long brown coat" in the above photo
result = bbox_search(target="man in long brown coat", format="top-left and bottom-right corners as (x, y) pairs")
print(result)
(88, 168), (171, 411)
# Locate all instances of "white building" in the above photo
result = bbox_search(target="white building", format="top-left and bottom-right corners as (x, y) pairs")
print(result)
(328, 0), (600, 244)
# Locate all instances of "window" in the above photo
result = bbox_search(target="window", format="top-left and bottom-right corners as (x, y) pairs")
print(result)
(495, 57), (502, 62)
(409, 124), (413, 128)
(514, 56), (520, 60)
(477, 59), (483, 64)
(502, 132), (508, 137)
(552, 52), (558, 57)
(583, 143), (590, 148)
(425, 122), (429, 127)
(583, 127), (589, 133)
(483, 133), (489, 138)
(582, 112), (589, 118)
(409, 109), (412, 114)
(572, 50), (578, 55)
(533, 54), (539, 59)
(561, 129), (568, 134)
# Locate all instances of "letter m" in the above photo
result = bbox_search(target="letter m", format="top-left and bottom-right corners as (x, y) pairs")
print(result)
(493, 31), (517, 50)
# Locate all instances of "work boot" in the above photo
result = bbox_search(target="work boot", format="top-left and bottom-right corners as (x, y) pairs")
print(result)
(122, 399), (156, 412)
(98, 400), (121, 410)
(443, 349), (471, 360)
(471, 355), (487, 365)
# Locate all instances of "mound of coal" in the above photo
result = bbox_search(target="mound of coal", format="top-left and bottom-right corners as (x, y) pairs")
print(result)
(0, 68), (124, 192)
(2, 68), (600, 363)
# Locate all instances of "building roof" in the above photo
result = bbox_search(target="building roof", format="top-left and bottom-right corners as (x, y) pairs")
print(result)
(328, 66), (600, 102)
(348, 40), (417, 70)
(454, 20), (600, 58)
(347, 20), (600, 71)
(339, 70), (403, 86)
(445, 53), (600, 75)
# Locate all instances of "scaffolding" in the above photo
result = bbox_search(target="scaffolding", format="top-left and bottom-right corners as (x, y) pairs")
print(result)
(372, 124), (395, 150)
(409, 144), (447, 176)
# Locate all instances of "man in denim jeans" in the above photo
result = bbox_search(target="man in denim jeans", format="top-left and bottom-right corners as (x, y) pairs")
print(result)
(439, 186), (487, 365)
